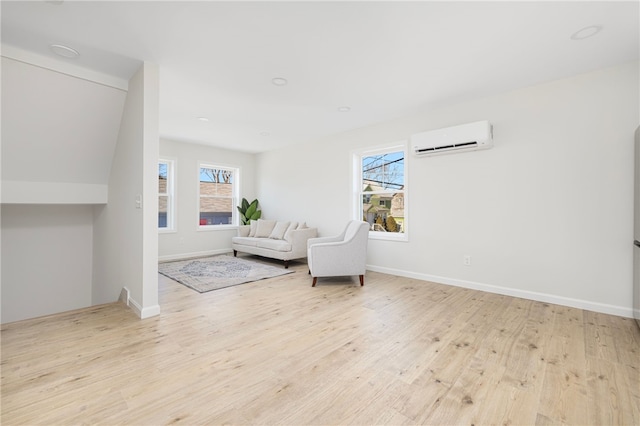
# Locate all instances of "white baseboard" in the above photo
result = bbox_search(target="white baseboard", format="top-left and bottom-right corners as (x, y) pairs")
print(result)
(366, 264), (634, 319)
(122, 284), (159, 320)
(140, 305), (161, 319)
(125, 296), (160, 319)
(127, 297), (142, 317)
(159, 248), (232, 263)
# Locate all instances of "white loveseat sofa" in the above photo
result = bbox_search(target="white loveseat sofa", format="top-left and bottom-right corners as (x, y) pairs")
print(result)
(232, 219), (317, 268)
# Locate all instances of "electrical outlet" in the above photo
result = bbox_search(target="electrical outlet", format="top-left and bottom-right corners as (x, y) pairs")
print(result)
(463, 255), (471, 266)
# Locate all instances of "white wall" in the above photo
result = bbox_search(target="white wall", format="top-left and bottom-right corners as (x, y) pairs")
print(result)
(141, 63), (160, 318)
(0, 54), (159, 322)
(0, 53), (128, 323)
(158, 138), (257, 260)
(0, 56), (126, 203)
(93, 62), (159, 319)
(257, 61), (639, 317)
(1, 205), (93, 323)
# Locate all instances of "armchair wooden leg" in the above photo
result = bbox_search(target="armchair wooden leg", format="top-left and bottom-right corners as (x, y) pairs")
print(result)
(312, 277), (317, 287)
(284, 260), (289, 269)
(233, 250), (237, 257)
(359, 275), (364, 286)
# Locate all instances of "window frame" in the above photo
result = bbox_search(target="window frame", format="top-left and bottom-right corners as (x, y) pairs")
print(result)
(197, 162), (240, 230)
(352, 142), (408, 242)
(158, 158), (176, 233)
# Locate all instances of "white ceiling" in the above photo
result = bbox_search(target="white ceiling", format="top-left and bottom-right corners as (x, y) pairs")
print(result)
(2, 1), (639, 153)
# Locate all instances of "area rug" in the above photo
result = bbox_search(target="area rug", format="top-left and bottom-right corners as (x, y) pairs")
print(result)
(158, 255), (294, 293)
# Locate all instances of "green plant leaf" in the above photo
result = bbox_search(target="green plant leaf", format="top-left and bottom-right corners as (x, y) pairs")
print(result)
(241, 198), (250, 211)
(245, 205), (255, 218)
(250, 210), (262, 221)
(245, 200), (258, 218)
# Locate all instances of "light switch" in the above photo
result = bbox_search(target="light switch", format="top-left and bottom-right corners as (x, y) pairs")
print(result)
(135, 194), (142, 209)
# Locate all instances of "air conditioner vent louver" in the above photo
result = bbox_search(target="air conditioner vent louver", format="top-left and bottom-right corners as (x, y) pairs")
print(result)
(411, 121), (493, 157)
(415, 141), (478, 153)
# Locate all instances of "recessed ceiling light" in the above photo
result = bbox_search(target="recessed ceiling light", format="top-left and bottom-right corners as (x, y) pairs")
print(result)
(570, 25), (603, 41)
(197, 117), (210, 122)
(271, 77), (288, 86)
(49, 44), (79, 59)
(338, 106), (351, 112)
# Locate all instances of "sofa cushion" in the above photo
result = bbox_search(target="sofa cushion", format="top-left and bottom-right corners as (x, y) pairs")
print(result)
(269, 221), (290, 240)
(248, 220), (258, 237)
(256, 239), (292, 252)
(284, 221), (298, 242)
(231, 237), (260, 247)
(255, 219), (277, 238)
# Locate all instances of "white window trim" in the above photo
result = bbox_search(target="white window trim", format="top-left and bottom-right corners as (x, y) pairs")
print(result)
(352, 142), (409, 242)
(158, 158), (176, 233)
(197, 162), (240, 231)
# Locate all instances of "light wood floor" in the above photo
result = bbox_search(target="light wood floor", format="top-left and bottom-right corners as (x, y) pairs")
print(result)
(2, 257), (639, 425)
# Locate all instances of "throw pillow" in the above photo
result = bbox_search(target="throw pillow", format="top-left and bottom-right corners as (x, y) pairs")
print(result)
(255, 219), (277, 238)
(297, 222), (308, 229)
(248, 220), (258, 237)
(269, 221), (290, 240)
(284, 222), (298, 242)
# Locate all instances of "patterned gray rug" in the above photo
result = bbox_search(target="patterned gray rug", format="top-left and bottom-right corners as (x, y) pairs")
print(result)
(158, 255), (294, 293)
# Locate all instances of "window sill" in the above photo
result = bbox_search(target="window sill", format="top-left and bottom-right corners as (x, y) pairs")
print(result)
(368, 231), (408, 242)
(197, 225), (239, 232)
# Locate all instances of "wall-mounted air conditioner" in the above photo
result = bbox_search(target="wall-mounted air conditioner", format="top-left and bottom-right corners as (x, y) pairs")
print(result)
(411, 120), (493, 157)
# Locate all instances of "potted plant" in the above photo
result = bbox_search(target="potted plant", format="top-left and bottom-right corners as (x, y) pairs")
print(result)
(237, 198), (262, 225)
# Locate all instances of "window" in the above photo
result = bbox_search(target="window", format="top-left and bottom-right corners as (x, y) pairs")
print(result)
(158, 159), (175, 231)
(198, 164), (239, 228)
(353, 143), (407, 240)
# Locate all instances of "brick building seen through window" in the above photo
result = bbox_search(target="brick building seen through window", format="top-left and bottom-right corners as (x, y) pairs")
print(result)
(199, 165), (237, 226)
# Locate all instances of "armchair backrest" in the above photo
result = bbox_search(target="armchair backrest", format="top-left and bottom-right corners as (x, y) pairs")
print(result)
(343, 220), (369, 243)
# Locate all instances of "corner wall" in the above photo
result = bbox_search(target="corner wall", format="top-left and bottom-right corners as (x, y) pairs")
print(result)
(93, 62), (159, 318)
(0, 53), (127, 324)
(257, 61), (639, 317)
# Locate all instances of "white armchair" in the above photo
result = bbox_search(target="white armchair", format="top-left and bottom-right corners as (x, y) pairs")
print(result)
(307, 220), (369, 287)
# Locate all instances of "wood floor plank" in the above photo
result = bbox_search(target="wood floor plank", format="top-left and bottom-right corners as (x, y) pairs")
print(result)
(1, 260), (638, 425)
(537, 305), (590, 425)
(584, 310), (640, 369)
(586, 357), (640, 425)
